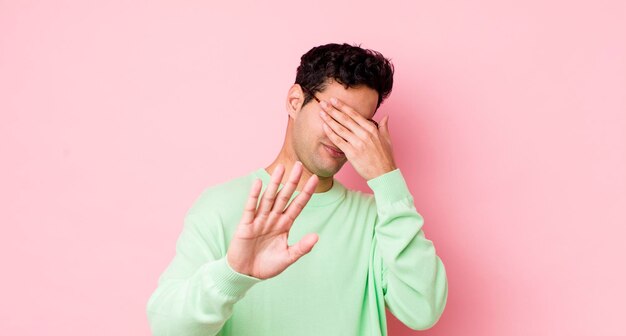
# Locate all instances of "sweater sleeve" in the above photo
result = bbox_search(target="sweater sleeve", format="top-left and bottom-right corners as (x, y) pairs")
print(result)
(146, 210), (262, 336)
(367, 168), (449, 330)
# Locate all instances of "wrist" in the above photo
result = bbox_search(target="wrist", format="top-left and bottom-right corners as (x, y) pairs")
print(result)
(368, 164), (397, 181)
(226, 252), (251, 277)
(206, 258), (262, 298)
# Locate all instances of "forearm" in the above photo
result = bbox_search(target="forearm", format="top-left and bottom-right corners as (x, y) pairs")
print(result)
(147, 257), (260, 336)
(147, 210), (262, 336)
(367, 169), (449, 330)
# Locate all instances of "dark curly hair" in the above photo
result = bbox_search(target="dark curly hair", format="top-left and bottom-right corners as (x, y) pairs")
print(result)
(295, 43), (394, 111)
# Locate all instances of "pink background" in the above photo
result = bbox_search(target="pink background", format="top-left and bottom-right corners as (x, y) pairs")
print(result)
(1, 1), (624, 335)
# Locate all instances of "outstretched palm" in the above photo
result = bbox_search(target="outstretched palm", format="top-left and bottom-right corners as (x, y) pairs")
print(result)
(227, 161), (319, 279)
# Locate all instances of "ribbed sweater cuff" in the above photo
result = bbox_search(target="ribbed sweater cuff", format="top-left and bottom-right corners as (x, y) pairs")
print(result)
(366, 168), (412, 206)
(205, 257), (262, 298)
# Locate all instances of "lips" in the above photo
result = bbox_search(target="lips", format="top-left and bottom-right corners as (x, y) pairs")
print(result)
(323, 144), (345, 156)
(326, 145), (343, 154)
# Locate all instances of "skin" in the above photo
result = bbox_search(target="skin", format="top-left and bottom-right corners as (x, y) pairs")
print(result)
(226, 78), (398, 279)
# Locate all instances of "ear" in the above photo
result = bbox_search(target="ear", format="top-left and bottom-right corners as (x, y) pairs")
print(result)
(286, 84), (305, 120)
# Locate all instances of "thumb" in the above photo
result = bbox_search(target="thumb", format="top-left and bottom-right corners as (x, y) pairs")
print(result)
(287, 233), (319, 264)
(380, 115), (390, 135)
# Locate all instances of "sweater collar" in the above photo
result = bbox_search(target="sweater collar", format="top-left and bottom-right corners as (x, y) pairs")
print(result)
(253, 167), (346, 207)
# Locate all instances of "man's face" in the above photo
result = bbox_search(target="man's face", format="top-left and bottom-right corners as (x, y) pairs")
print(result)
(289, 79), (379, 178)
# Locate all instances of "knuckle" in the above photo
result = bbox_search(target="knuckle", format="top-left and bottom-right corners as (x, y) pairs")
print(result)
(354, 140), (365, 150)
(285, 212), (296, 222)
(290, 200), (305, 212)
(277, 194), (290, 204)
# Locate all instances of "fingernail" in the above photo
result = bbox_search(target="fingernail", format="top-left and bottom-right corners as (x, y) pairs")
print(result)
(330, 97), (338, 105)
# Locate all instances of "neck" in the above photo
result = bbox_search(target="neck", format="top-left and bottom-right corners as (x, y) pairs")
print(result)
(265, 118), (334, 193)
(264, 158), (333, 194)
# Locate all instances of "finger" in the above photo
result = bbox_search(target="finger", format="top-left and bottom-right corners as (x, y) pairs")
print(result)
(281, 173), (318, 224)
(320, 110), (359, 145)
(270, 161), (303, 214)
(240, 178), (262, 224)
(380, 115), (389, 134)
(322, 123), (349, 154)
(255, 164), (285, 217)
(329, 97), (378, 133)
(319, 100), (368, 138)
(379, 115), (391, 144)
(287, 233), (319, 264)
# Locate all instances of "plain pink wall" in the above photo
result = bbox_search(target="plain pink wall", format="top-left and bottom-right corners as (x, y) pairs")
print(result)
(1, 1), (624, 335)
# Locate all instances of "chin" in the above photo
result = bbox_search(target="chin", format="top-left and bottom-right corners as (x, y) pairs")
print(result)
(299, 145), (346, 177)
(315, 161), (346, 178)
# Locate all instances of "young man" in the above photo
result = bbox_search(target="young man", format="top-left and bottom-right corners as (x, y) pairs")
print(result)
(147, 43), (448, 335)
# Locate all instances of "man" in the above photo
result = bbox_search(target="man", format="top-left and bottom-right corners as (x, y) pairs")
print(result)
(147, 43), (448, 335)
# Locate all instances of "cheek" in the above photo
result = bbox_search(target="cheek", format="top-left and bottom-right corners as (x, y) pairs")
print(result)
(316, 118), (331, 142)
(301, 112), (326, 136)
(315, 115), (326, 133)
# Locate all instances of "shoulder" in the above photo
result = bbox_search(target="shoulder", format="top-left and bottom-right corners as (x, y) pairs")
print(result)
(342, 186), (377, 213)
(186, 169), (258, 219)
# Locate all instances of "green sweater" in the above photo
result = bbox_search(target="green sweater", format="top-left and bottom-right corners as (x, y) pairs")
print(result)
(147, 167), (448, 335)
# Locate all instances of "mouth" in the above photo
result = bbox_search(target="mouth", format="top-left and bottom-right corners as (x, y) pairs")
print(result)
(323, 143), (345, 157)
